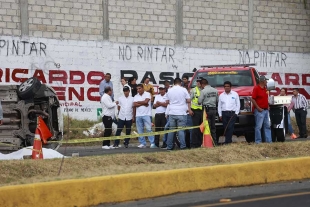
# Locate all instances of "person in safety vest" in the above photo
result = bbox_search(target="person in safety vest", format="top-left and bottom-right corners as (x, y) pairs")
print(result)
(190, 77), (204, 148)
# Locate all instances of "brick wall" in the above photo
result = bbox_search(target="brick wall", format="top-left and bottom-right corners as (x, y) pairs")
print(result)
(183, 0), (249, 49)
(253, 0), (310, 53)
(108, 0), (176, 45)
(0, 0), (20, 36)
(0, 0), (310, 53)
(28, 0), (103, 40)
(0, 0), (310, 52)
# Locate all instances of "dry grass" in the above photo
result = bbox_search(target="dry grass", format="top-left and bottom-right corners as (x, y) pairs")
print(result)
(1, 141), (310, 186)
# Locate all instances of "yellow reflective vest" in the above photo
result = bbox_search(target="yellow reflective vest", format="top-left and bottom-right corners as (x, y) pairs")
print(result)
(191, 86), (202, 110)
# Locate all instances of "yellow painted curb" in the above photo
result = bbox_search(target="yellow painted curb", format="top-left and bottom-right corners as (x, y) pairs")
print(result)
(1, 157), (310, 207)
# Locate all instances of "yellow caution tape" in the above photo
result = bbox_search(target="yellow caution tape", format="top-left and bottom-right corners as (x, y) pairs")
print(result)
(48, 125), (199, 144)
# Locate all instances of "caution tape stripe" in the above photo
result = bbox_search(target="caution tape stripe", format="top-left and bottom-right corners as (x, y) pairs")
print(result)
(49, 125), (200, 144)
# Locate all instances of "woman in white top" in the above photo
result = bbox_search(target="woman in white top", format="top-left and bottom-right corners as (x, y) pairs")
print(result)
(120, 77), (131, 96)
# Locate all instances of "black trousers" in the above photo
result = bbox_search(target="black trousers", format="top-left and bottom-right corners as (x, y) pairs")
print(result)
(191, 109), (203, 148)
(222, 111), (237, 143)
(114, 119), (132, 146)
(295, 109), (308, 137)
(102, 115), (113, 146)
(206, 108), (217, 145)
(155, 113), (166, 147)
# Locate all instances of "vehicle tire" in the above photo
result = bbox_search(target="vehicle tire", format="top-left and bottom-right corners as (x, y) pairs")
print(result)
(17, 77), (42, 99)
(245, 132), (255, 143)
(275, 128), (285, 142)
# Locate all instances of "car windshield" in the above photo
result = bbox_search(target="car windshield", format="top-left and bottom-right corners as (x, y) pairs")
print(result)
(190, 70), (253, 88)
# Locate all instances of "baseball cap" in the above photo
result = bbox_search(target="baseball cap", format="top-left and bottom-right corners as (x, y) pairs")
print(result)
(196, 77), (203, 82)
(259, 75), (269, 82)
(158, 85), (165, 90)
(123, 86), (130, 91)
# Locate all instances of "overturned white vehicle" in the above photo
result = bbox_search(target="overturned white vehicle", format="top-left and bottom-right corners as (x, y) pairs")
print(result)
(0, 77), (63, 152)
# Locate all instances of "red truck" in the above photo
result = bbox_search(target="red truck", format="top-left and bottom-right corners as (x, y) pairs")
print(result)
(188, 63), (287, 143)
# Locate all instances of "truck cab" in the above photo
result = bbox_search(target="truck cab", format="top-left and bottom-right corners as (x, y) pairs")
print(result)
(189, 64), (280, 143)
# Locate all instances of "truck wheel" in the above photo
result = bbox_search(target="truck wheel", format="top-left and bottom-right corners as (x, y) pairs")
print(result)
(275, 128), (285, 142)
(245, 132), (255, 143)
(17, 77), (42, 99)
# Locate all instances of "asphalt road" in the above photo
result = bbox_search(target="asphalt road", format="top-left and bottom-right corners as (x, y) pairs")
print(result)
(58, 135), (309, 157)
(99, 180), (310, 207)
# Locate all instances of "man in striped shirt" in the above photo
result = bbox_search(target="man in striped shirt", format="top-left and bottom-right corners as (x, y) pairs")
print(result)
(290, 88), (308, 138)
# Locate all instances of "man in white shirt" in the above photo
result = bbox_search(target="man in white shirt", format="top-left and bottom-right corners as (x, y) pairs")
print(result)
(133, 84), (157, 148)
(113, 86), (135, 148)
(153, 85), (168, 147)
(218, 81), (240, 144)
(101, 86), (118, 149)
(165, 78), (192, 150)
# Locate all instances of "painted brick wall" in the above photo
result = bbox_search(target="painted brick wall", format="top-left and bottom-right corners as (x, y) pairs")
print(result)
(1, 36), (309, 119)
(28, 0), (103, 40)
(0, 0), (21, 36)
(108, 0), (176, 45)
(253, 0), (310, 53)
(183, 0), (249, 49)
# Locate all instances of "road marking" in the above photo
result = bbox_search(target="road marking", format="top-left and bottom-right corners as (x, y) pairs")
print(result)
(194, 191), (310, 207)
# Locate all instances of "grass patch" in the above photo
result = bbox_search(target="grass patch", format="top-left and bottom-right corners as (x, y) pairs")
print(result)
(1, 141), (310, 186)
(63, 116), (99, 140)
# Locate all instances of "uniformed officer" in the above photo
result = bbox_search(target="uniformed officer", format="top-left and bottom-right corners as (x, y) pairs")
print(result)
(198, 79), (219, 145)
(190, 78), (203, 148)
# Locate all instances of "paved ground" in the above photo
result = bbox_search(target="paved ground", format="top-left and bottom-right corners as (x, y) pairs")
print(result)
(99, 180), (310, 207)
(58, 135), (309, 157)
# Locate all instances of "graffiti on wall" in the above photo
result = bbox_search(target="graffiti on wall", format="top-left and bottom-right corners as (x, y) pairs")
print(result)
(0, 39), (47, 56)
(239, 50), (287, 67)
(119, 45), (175, 63)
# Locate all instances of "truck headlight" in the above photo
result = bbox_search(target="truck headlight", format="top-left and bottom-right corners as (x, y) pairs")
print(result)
(241, 96), (252, 112)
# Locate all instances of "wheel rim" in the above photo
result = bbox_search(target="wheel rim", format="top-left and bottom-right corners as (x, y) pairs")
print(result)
(19, 79), (34, 92)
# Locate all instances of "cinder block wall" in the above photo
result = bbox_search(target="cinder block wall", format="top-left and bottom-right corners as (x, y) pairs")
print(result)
(0, 0), (309, 52)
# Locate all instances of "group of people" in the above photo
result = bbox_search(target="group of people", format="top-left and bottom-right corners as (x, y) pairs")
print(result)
(251, 76), (308, 143)
(99, 73), (309, 150)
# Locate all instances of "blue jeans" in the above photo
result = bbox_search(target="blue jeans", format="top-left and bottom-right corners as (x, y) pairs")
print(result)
(167, 115), (187, 149)
(114, 119), (132, 146)
(254, 109), (272, 143)
(136, 115), (155, 145)
(287, 112), (294, 134)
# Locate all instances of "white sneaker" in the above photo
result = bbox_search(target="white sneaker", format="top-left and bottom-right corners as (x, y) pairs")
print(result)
(150, 144), (158, 148)
(109, 146), (115, 149)
(102, 145), (110, 149)
(137, 144), (146, 148)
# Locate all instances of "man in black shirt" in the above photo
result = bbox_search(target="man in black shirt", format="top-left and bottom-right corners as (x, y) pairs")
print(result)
(128, 77), (138, 97)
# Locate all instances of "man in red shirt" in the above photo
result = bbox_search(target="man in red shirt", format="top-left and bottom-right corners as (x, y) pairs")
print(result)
(251, 76), (272, 143)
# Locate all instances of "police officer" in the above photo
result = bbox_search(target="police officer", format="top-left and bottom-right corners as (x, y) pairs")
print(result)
(198, 79), (219, 145)
(190, 78), (203, 148)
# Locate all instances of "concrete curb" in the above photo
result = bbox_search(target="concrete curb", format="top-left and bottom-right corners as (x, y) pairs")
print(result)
(1, 157), (310, 207)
